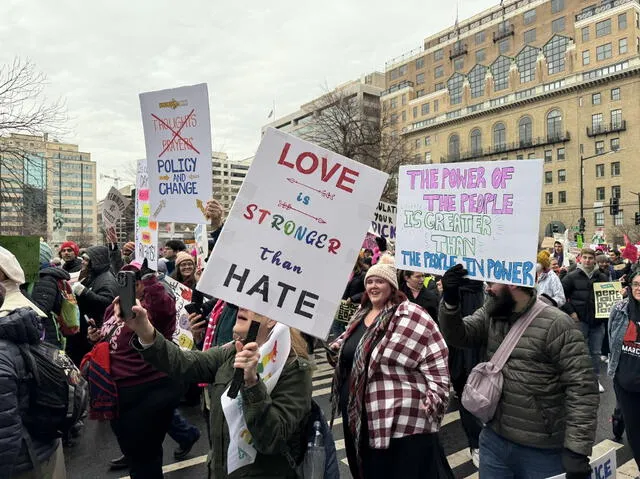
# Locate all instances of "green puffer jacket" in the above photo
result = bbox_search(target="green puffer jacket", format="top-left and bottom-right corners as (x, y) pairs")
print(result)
(134, 332), (312, 478)
(439, 296), (599, 456)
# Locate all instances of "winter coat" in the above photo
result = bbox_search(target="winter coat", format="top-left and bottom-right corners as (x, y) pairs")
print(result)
(608, 298), (634, 378)
(134, 333), (312, 478)
(536, 270), (566, 308)
(439, 296), (599, 456)
(0, 308), (59, 477)
(29, 267), (72, 348)
(561, 266), (609, 325)
(342, 271), (365, 303)
(108, 244), (125, 275)
(62, 257), (83, 274)
(401, 283), (439, 321)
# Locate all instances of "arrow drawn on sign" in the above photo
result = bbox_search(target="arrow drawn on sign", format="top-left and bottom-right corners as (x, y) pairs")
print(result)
(159, 175), (170, 181)
(195, 199), (207, 217)
(278, 201), (326, 224)
(286, 178), (335, 200)
(153, 200), (166, 218)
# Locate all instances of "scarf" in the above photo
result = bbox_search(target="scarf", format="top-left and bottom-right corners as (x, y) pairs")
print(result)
(221, 322), (291, 474)
(578, 263), (595, 278)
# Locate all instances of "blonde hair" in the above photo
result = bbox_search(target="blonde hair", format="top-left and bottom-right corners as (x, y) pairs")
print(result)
(290, 328), (310, 360)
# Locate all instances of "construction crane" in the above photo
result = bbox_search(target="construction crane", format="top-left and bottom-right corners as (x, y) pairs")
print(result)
(100, 169), (125, 188)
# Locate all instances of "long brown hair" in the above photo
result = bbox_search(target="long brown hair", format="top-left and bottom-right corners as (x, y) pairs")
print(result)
(290, 328), (310, 360)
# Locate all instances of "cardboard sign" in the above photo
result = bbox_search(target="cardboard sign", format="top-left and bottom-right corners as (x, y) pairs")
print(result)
(194, 224), (208, 273)
(0, 236), (40, 283)
(541, 237), (556, 249)
(102, 186), (130, 229)
(135, 159), (159, 270)
(140, 83), (213, 223)
(371, 201), (396, 240)
(594, 282), (624, 319)
(396, 159), (543, 286)
(548, 448), (617, 479)
(197, 128), (388, 338)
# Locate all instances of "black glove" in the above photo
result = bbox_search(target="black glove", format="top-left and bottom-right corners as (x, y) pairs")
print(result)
(139, 258), (156, 280)
(562, 448), (591, 479)
(441, 264), (468, 306)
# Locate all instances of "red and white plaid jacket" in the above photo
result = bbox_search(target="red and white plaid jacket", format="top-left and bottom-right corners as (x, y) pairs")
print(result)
(334, 300), (450, 449)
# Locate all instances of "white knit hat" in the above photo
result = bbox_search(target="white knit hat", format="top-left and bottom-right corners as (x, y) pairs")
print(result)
(365, 263), (399, 290)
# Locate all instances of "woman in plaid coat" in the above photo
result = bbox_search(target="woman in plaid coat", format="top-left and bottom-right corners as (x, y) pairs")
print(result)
(330, 263), (453, 479)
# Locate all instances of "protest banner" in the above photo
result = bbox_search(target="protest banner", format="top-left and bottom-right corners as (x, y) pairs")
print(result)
(159, 274), (195, 350)
(371, 201), (396, 241)
(0, 235), (40, 283)
(139, 83), (213, 223)
(594, 282), (624, 319)
(197, 128), (388, 338)
(541, 237), (556, 249)
(194, 224), (208, 273)
(101, 186), (130, 230)
(395, 159), (543, 286)
(135, 159), (159, 270)
(548, 447), (616, 479)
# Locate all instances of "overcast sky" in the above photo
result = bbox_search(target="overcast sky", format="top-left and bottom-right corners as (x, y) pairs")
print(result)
(2, 0), (495, 198)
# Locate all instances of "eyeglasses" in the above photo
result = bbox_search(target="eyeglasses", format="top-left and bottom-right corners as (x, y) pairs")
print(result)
(631, 282), (640, 289)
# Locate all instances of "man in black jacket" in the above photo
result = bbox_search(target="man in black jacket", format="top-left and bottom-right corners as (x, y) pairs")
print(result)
(29, 266), (72, 349)
(59, 241), (83, 274)
(561, 248), (609, 392)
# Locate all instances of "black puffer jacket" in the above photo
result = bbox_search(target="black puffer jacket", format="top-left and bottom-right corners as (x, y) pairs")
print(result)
(29, 267), (71, 348)
(62, 257), (83, 274)
(561, 265), (609, 326)
(401, 283), (439, 321)
(0, 308), (59, 477)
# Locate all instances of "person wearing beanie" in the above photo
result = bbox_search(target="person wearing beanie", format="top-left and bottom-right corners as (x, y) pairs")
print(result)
(158, 240), (187, 276)
(39, 241), (53, 268)
(60, 241), (82, 273)
(329, 263), (452, 479)
(536, 250), (565, 308)
(108, 241), (137, 275)
(171, 251), (197, 289)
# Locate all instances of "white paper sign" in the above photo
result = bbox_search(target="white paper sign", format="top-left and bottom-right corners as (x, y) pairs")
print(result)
(139, 83), (213, 223)
(547, 448), (617, 479)
(134, 159), (159, 270)
(396, 159), (543, 286)
(197, 128), (388, 338)
(194, 224), (208, 273)
(371, 201), (396, 241)
(102, 186), (130, 229)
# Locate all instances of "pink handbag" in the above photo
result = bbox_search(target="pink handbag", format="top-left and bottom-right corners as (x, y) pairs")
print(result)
(461, 300), (547, 424)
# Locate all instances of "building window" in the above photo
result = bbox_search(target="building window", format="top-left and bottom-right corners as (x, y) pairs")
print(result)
(544, 150), (553, 162)
(552, 17), (566, 33)
(435, 82), (445, 91)
(425, 136), (431, 146)
(470, 128), (482, 154)
(413, 106), (418, 118)
(546, 109), (563, 140)
(519, 116), (532, 145)
(524, 28), (537, 44)
(596, 187), (605, 200)
(612, 185), (621, 198)
(524, 8), (537, 25)
(558, 169), (566, 182)
(557, 147), (565, 160)
(611, 109), (622, 128)
(416, 73), (425, 84)
(545, 192), (554, 205)
(596, 19), (612, 37)
(619, 13), (628, 29)
(582, 26), (590, 42)
(559, 191), (567, 203)
(475, 31), (485, 45)
(434, 66), (444, 78)
(582, 50), (590, 65)
(619, 38), (628, 54)
(390, 98), (397, 109)
(611, 138), (620, 151)
(545, 171), (553, 183)
(517, 154), (524, 160)
(448, 134), (460, 160)
(592, 93), (601, 105)
(551, 0), (564, 13)
(416, 89), (425, 97)
(402, 94), (407, 105)
(596, 163), (605, 177)
(414, 138), (421, 149)
(434, 100), (439, 112)
(454, 57), (464, 71)
(596, 43), (613, 60)
(516, 46), (538, 83)
(434, 49), (444, 61)
(614, 211), (624, 226)
(399, 65), (408, 76)
(611, 87), (621, 100)
(544, 35), (570, 74)
(401, 111), (406, 121)
(611, 161), (620, 176)
(493, 123), (506, 150)
(476, 49), (486, 63)
(491, 56), (510, 91)
(592, 113), (603, 131)
(528, 153), (536, 159)
(498, 38), (510, 54)
(468, 64), (488, 98)
(425, 151), (432, 163)
(447, 73), (465, 105)
(421, 103), (430, 115)
(596, 141), (605, 155)
(595, 211), (605, 226)
(416, 57), (425, 69)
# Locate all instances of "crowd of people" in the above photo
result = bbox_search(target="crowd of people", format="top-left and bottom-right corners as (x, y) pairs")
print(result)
(1, 205), (639, 478)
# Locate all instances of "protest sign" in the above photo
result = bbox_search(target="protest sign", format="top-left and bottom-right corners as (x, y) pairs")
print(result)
(101, 186), (130, 229)
(594, 282), (624, 319)
(159, 274), (195, 350)
(135, 159), (159, 270)
(197, 128), (388, 338)
(139, 83), (213, 223)
(548, 447), (616, 479)
(194, 224), (208, 273)
(371, 201), (396, 241)
(395, 159), (543, 286)
(541, 237), (556, 249)
(0, 236), (40, 283)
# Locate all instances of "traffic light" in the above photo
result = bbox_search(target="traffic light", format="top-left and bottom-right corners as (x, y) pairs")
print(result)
(635, 212), (640, 225)
(551, 224), (559, 234)
(578, 217), (586, 232)
(610, 197), (620, 216)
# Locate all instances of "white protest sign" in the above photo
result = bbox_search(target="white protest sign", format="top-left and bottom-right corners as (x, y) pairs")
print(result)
(594, 282), (624, 319)
(197, 128), (388, 338)
(194, 224), (208, 273)
(134, 159), (159, 270)
(547, 448), (617, 479)
(371, 201), (396, 241)
(139, 83), (213, 223)
(396, 159), (543, 286)
(102, 186), (130, 229)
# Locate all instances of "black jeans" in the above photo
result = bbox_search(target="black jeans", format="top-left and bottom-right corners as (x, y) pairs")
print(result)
(111, 377), (183, 479)
(614, 378), (640, 468)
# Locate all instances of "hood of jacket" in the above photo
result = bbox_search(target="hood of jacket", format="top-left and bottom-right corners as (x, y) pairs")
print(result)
(577, 263), (596, 278)
(0, 307), (42, 345)
(38, 266), (71, 281)
(85, 246), (111, 275)
(0, 247), (26, 285)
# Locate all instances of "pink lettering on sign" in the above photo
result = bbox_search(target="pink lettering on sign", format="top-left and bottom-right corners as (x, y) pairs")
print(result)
(138, 189), (150, 201)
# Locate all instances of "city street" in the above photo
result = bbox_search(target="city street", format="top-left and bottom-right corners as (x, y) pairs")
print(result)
(65, 350), (639, 479)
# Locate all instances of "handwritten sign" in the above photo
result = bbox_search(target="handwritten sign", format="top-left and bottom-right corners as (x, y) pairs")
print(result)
(135, 159), (159, 270)
(140, 83), (213, 223)
(102, 186), (130, 230)
(594, 282), (624, 319)
(371, 201), (396, 241)
(158, 274), (195, 350)
(396, 160), (543, 286)
(194, 224), (208, 273)
(197, 128), (388, 338)
(0, 236), (40, 283)
(548, 448), (616, 479)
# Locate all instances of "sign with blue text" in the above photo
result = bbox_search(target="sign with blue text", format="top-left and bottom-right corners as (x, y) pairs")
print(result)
(140, 83), (213, 223)
(395, 159), (543, 287)
(197, 128), (388, 338)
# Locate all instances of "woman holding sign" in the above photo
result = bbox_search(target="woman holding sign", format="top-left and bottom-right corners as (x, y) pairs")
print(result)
(329, 263), (453, 479)
(608, 271), (640, 468)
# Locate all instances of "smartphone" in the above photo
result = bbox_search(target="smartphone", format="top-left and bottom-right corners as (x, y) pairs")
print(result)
(117, 271), (137, 320)
(185, 289), (204, 316)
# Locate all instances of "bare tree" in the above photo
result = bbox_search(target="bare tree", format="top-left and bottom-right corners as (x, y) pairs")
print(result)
(300, 86), (415, 202)
(0, 57), (67, 237)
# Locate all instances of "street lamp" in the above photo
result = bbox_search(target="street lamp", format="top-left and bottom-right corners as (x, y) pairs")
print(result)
(579, 148), (622, 233)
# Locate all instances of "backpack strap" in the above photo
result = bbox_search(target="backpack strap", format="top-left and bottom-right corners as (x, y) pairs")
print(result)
(491, 299), (547, 371)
